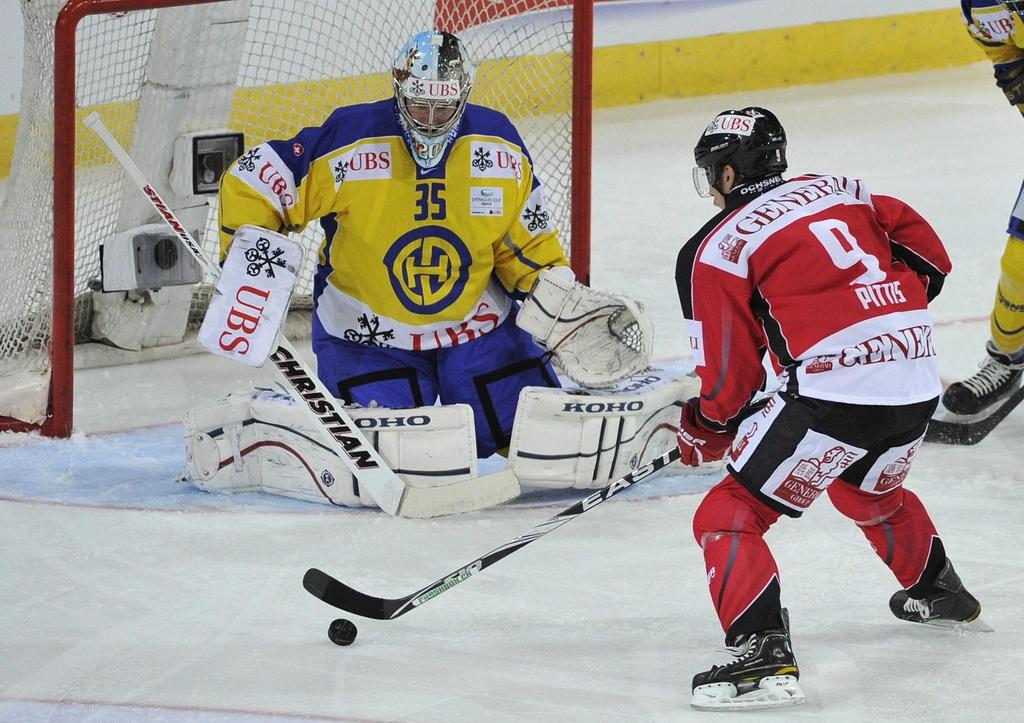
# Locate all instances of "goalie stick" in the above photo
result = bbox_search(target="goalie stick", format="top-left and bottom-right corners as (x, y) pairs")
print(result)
(84, 112), (519, 518)
(924, 384), (1024, 445)
(303, 446), (682, 620)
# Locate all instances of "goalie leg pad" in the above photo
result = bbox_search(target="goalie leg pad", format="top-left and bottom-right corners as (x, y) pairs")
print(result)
(184, 390), (477, 508)
(507, 368), (698, 489)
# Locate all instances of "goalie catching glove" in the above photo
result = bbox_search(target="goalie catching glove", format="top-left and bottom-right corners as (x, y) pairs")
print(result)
(516, 267), (654, 388)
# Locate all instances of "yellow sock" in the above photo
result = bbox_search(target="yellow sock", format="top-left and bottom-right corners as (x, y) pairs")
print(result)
(990, 235), (1024, 356)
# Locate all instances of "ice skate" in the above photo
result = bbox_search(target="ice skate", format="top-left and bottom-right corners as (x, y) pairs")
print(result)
(927, 344), (1024, 444)
(889, 559), (988, 632)
(941, 345), (1023, 417)
(690, 612), (804, 711)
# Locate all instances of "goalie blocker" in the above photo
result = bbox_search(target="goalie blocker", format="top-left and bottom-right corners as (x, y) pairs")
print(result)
(197, 225), (304, 367)
(183, 369), (695, 509)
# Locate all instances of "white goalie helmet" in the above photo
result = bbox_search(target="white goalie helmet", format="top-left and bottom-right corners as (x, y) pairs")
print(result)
(392, 30), (475, 169)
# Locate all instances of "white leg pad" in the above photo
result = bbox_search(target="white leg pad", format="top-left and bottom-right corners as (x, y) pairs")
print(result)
(507, 368), (698, 489)
(184, 390), (477, 508)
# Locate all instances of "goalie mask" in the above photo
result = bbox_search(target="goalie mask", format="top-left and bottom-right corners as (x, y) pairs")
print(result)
(692, 106), (787, 198)
(393, 31), (475, 169)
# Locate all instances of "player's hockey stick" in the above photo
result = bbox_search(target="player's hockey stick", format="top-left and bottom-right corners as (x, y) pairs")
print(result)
(924, 384), (1024, 445)
(303, 446), (682, 619)
(84, 112), (519, 518)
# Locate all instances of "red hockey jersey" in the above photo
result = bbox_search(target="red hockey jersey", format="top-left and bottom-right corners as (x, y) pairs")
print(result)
(675, 174), (952, 429)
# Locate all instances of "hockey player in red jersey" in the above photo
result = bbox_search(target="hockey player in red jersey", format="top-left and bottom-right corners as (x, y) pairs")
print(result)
(675, 107), (982, 710)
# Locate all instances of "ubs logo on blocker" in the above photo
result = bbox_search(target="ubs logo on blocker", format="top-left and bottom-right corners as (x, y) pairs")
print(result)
(384, 226), (472, 314)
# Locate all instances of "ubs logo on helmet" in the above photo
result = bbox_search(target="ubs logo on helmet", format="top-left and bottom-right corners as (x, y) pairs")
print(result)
(384, 226), (472, 314)
(705, 114), (755, 136)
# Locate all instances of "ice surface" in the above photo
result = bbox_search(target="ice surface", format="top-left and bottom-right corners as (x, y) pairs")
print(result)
(2, 65), (1023, 722)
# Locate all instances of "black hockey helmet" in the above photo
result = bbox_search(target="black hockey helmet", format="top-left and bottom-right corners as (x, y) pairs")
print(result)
(692, 107), (787, 197)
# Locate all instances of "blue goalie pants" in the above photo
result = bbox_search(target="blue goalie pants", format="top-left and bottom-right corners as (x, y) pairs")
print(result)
(313, 311), (560, 458)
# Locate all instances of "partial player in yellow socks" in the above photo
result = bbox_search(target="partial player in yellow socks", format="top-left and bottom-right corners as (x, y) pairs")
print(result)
(942, 233), (1024, 416)
(931, 2), (1024, 436)
(991, 235), (1024, 356)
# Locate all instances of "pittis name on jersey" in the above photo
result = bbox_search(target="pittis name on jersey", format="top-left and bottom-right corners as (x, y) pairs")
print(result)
(855, 280), (906, 310)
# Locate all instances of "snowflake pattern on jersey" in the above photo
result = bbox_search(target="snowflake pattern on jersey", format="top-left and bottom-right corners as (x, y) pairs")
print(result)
(245, 237), (287, 278)
(237, 148), (261, 173)
(343, 314), (396, 347)
(522, 204), (550, 232)
(334, 158), (348, 184)
(472, 147), (494, 171)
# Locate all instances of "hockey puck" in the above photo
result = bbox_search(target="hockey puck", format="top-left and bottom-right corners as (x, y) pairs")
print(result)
(328, 617), (358, 646)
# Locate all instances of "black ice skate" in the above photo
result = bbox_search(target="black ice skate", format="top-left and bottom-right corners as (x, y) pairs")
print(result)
(941, 345), (1023, 417)
(690, 611), (804, 710)
(889, 559), (986, 631)
(927, 344), (1024, 444)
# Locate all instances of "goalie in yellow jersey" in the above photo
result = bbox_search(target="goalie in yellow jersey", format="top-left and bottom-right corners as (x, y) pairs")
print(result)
(932, 1), (1024, 434)
(212, 29), (656, 473)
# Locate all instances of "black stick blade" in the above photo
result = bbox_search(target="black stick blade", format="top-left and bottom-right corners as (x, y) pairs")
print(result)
(303, 568), (405, 620)
(925, 385), (1024, 445)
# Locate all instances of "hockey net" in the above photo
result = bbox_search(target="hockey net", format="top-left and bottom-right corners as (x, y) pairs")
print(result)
(0, 0), (592, 436)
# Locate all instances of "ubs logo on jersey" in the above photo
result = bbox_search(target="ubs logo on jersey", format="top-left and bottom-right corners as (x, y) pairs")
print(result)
(384, 226), (472, 314)
(231, 145), (297, 213)
(971, 12), (1014, 41)
(257, 162), (295, 208)
(470, 141), (522, 180)
(331, 143), (392, 188)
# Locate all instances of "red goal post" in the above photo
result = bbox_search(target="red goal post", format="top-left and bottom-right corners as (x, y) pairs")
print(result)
(0, 0), (593, 437)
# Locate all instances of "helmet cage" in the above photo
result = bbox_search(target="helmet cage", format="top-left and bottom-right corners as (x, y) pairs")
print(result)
(393, 31), (474, 168)
(1001, 1), (1024, 16)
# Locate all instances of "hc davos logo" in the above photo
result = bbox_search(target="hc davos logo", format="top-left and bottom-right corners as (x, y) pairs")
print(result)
(384, 226), (472, 314)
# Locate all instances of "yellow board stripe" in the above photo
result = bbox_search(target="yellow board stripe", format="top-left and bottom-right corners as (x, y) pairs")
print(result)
(0, 8), (988, 178)
(592, 8), (985, 107)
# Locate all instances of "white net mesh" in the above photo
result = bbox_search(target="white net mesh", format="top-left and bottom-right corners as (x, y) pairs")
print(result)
(0, 0), (584, 428)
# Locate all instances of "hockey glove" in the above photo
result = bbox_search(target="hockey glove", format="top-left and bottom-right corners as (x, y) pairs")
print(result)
(676, 400), (735, 467)
(994, 58), (1024, 106)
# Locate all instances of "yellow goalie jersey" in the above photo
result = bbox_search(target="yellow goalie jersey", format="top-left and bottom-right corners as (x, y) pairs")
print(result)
(963, 0), (1024, 115)
(218, 99), (568, 351)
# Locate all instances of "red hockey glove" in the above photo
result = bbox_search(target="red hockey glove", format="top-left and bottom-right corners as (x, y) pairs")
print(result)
(676, 400), (735, 467)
